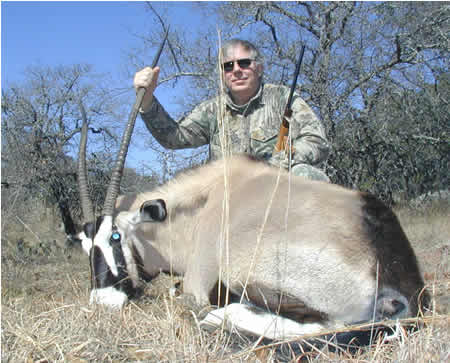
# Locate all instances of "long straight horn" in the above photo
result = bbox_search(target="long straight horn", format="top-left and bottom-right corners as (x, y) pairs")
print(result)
(102, 29), (169, 216)
(78, 100), (95, 223)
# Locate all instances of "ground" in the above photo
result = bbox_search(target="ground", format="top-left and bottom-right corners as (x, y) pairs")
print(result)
(1, 202), (449, 362)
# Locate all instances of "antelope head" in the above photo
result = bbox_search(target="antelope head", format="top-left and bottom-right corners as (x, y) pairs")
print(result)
(77, 31), (168, 308)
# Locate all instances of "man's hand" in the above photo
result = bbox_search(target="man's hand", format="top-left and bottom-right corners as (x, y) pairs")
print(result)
(133, 66), (160, 113)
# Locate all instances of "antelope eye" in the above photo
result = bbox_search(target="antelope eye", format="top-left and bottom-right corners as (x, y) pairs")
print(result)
(110, 232), (121, 243)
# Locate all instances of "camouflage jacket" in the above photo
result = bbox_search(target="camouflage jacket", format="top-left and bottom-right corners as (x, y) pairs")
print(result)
(140, 83), (330, 169)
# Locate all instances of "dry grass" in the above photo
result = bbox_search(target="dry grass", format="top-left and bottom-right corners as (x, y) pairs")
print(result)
(395, 202), (450, 317)
(1, 250), (260, 362)
(2, 202), (449, 362)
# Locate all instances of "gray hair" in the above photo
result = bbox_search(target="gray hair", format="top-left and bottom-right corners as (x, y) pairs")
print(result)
(221, 39), (264, 65)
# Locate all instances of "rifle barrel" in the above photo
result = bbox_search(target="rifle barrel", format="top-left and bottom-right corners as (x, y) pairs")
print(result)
(273, 44), (306, 154)
(286, 44), (306, 110)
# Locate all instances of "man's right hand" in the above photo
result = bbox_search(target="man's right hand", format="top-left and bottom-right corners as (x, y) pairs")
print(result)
(134, 66), (160, 113)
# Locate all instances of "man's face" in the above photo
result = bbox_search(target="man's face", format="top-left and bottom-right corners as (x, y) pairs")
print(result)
(223, 45), (263, 105)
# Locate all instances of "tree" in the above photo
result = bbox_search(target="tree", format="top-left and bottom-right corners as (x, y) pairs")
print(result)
(365, 72), (449, 201)
(1, 64), (119, 234)
(127, 1), (448, 203)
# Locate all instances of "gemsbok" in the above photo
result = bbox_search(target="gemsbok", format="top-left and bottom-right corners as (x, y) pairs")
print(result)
(75, 35), (429, 348)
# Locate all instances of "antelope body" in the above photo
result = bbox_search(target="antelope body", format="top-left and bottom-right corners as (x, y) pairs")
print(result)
(78, 154), (427, 340)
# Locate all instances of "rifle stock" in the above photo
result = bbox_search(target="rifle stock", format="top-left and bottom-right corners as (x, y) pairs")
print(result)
(273, 45), (305, 154)
(274, 109), (292, 153)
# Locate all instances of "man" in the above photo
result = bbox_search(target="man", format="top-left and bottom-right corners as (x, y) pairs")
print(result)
(134, 39), (330, 181)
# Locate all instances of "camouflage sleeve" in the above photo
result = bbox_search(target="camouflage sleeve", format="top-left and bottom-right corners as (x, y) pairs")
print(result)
(269, 91), (330, 169)
(140, 97), (216, 149)
(289, 93), (330, 165)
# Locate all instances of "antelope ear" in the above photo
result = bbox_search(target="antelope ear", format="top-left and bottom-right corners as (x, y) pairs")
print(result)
(140, 199), (167, 222)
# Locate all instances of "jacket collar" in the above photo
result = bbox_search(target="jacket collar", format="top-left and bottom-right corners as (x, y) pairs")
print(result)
(225, 83), (265, 113)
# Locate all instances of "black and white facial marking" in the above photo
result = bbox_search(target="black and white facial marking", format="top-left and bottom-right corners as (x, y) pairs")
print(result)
(76, 216), (104, 255)
(88, 215), (133, 308)
(87, 199), (167, 309)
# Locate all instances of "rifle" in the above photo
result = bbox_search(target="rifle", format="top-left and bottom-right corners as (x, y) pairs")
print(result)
(273, 45), (306, 154)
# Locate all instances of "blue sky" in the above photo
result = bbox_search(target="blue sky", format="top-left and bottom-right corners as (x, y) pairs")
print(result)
(3, 1), (146, 84)
(2, 1), (210, 170)
(2, 1), (205, 85)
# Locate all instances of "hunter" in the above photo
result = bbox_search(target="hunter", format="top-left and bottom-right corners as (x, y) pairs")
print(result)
(133, 38), (330, 181)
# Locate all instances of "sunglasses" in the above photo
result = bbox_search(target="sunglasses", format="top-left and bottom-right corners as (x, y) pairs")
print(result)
(222, 58), (254, 72)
